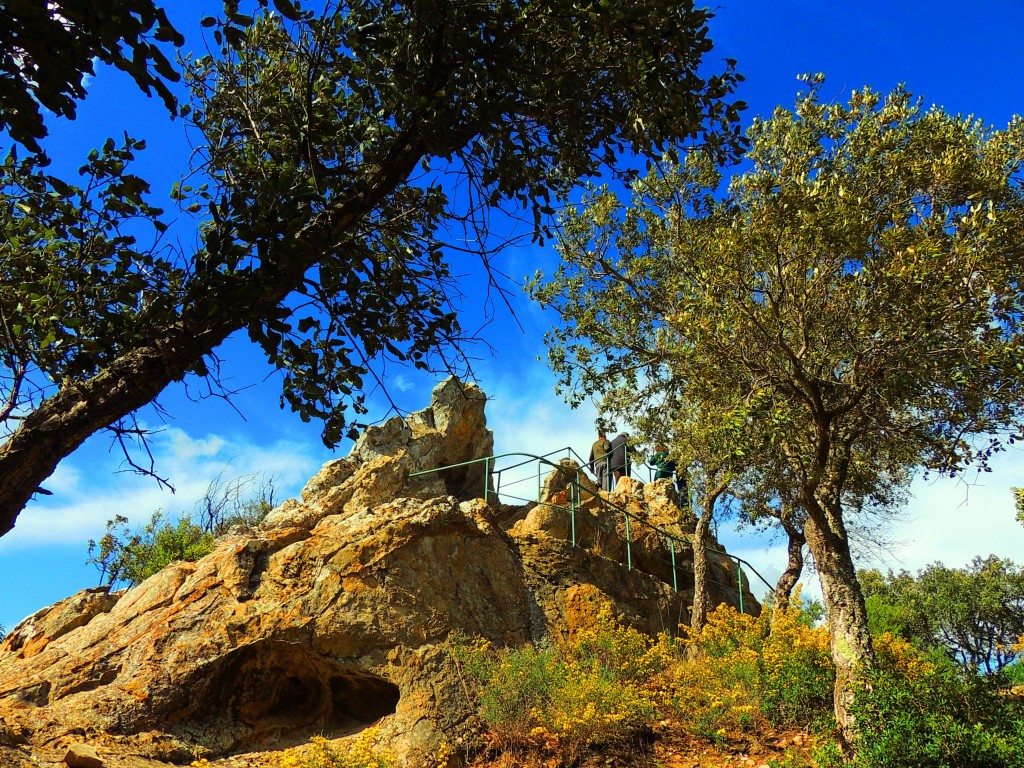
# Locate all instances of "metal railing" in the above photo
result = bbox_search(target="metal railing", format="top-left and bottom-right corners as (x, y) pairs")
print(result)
(409, 448), (773, 614)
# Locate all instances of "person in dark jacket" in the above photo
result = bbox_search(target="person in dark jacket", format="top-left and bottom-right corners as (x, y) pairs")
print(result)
(649, 444), (677, 481)
(608, 432), (629, 487)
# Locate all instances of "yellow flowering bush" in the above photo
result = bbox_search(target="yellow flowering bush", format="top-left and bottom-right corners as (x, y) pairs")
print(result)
(454, 607), (673, 761)
(277, 731), (394, 768)
(872, 631), (934, 680)
(670, 594), (833, 736)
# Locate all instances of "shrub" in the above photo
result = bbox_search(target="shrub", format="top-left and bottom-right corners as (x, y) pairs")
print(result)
(276, 731), (394, 768)
(88, 512), (216, 587)
(86, 472), (274, 587)
(814, 634), (1024, 768)
(455, 608), (672, 761)
(671, 596), (833, 738)
(456, 637), (557, 744)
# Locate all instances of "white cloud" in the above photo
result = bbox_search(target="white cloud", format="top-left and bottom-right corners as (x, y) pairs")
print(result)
(878, 444), (1024, 572)
(0, 427), (331, 551)
(716, 443), (1024, 608)
(391, 374), (416, 393)
(478, 357), (600, 504)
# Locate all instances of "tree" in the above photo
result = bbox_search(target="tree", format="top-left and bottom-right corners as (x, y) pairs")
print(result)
(86, 471), (275, 586)
(859, 567), (928, 643)
(0, 0), (183, 151)
(530, 78), (1024, 746)
(861, 558), (1024, 676)
(0, 0), (746, 537)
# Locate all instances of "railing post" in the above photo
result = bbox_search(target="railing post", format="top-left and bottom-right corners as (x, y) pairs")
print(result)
(738, 565), (744, 615)
(484, 456), (491, 504)
(570, 471), (578, 547)
(624, 512), (632, 571)
(669, 537), (678, 592)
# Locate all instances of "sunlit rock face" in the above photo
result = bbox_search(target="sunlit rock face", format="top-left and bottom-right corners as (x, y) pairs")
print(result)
(0, 377), (756, 767)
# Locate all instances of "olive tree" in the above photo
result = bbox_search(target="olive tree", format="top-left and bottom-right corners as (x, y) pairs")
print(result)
(0, 0), (745, 537)
(530, 77), (1024, 746)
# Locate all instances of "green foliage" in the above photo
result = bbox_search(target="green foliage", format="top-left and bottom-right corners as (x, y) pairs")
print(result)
(1013, 487), (1024, 527)
(0, 139), (178, 400)
(1, 0), (746, 538)
(532, 77), (1024, 521)
(0, 0), (183, 151)
(797, 598), (827, 628)
(675, 600), (835, 734)
(531, 76), (1024, 734)
(86, 473), (273, 587)
(456, 600), (1024, 766)
(860, 558), (1024, 675)
(87, 512), (215, 587)
(454, 608), (670, 761)
(817, 660), (1024, 768)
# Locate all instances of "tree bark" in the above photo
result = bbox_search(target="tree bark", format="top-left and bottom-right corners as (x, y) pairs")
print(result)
(0, 131), (430, 537)
(774, 518), (806, 610)
(0, 324), (233, 537)
(690, 504), (713, 632)
(691, 480), (728, 632)
(802, 496), (875, 752)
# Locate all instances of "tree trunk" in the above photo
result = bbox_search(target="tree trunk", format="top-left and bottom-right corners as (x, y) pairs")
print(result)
(774, 518), (806, 610)
(803, 497), (875, 752)
(0, 321), (237, 537)
(691, 480), (728, 632)
(690, 503), (713, 632)
(0, 131), (432, 538)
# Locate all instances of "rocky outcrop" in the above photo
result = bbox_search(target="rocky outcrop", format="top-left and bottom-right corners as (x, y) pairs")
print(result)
(0, 378), (757, 768)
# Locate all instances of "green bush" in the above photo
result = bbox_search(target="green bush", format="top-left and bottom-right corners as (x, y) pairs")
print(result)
(817, 654), (1024, 768)
(87, 512), (216, 586)
(454, 608), (671, 761)
(458, 639), (558, 743)
(86, 472), (275, 587)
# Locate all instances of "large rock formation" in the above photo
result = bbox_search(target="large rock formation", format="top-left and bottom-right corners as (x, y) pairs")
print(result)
(0, 378), (757, 768)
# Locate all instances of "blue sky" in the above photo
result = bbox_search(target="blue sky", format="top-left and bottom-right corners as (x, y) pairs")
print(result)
(3, 1), (1024, 629)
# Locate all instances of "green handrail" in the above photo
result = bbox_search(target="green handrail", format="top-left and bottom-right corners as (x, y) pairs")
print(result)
(409, 449), (774, 611)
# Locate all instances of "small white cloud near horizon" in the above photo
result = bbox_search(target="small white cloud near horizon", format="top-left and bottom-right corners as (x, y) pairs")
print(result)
(0, 426), (331, 551)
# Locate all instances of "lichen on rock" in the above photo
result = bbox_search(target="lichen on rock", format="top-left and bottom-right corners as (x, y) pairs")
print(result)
(0, 377), (757, 767)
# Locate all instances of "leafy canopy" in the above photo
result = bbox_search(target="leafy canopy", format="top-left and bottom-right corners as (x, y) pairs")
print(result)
(861, 557), (1024, 676)
(0, 0), (745, 536)
(530, 78), (1024, 735)
(531, 77), (1024, 523)
(0, 0), (183, 151)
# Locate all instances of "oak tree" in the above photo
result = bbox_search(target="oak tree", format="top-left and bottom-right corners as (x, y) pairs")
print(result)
(0, 0), (183, 151)
(861, 558), (1024, 676)
(0, 0), (745, 537)
(530, 78), (1024, 745)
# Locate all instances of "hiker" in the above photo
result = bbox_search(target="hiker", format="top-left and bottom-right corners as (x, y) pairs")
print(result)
(608, 432), (629, 487)
(649, 443), (687, 497)
(675, 464), (688, 498)
(589, 426), (613, 491)
(649, 444), (677, 481)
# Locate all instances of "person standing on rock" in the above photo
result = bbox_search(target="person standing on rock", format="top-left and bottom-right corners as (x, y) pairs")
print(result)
(608, 432), (630, 488)
(649, 444), (677, 481)
(588, 426), (613, 491)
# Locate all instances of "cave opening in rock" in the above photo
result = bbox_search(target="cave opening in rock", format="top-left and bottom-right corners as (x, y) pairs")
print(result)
(330, 671), (401, 727)
(167, 640), (400, 750)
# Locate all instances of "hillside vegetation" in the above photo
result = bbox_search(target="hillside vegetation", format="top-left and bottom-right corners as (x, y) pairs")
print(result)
(246, 597), (1022, 768)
